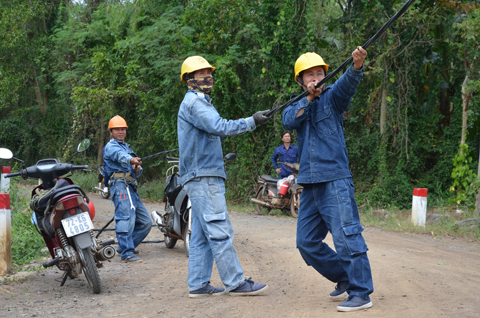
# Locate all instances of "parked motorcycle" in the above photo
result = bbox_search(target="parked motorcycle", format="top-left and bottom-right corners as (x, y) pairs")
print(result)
(0, 139), (115, 294)
(94, 166), (110, 199)
(151, 153), (237, 257)
(251, 161), (302, 217)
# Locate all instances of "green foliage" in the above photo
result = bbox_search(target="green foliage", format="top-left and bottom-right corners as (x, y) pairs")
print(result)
(10, 183), (46, 268)
(450, 144), (479, 211)
(1, 0), (480, 210)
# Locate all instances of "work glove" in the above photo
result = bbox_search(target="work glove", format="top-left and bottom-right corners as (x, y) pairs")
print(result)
(253, 110), (272, 126)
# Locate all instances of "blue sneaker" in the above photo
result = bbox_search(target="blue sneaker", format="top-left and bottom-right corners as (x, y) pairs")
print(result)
(121, 254), (142, 263)
(229, 278), (268, 296)
(337, 296), (372, 312)
(189, 283), (226, 298)
(329, 281), (348, 300)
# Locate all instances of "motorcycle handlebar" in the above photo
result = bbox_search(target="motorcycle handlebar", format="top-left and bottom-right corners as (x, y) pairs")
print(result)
(72, 165), (89, 170)
(4, 172), (22, 178)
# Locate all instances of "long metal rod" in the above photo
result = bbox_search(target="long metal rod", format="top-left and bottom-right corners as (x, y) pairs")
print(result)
(265, 0), (416, 117)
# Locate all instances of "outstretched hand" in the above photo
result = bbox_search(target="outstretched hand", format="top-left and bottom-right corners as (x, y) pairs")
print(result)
(130, 157), (142, 173)
(253, 110), (272, 126)
(352, 46), (367, 70)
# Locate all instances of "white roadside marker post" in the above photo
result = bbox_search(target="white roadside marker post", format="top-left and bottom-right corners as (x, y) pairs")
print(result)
(1, 166), (11, 193)
(0, 193), (12, 276)
(412, 188), (428, 227)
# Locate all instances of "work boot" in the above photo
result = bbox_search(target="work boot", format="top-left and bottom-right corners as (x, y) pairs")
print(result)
(337, 296), (372, 312)
(329, 281), (349, 300)
(229, 278), (268, 296)
(189, 283), (226, 298)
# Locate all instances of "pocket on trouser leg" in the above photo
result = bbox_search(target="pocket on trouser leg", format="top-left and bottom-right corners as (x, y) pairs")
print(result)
(203, 194), (230, 241)
(342, 223), (368, 256)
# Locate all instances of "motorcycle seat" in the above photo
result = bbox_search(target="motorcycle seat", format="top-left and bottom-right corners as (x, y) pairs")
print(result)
(260, 174), (281, 183)
(51, 185), (85, 206)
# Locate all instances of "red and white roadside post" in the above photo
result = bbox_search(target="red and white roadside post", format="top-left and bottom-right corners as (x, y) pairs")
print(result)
(1, 166), (11, 193)
(0, 193), (12, 276)
(412, 188), (428, 227)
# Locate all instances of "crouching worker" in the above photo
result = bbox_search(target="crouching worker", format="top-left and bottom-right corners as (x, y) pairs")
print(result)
(103, 115), (152, 263)
(283, 49), (374, 312)
(178, 56), (270, 297)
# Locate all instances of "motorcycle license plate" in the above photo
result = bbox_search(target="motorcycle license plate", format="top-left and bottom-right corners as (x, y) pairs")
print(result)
(61, 212), (94, 237)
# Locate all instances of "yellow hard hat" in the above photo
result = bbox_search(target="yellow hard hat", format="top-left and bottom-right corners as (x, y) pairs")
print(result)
(180, 56), (216, 83)
(294, 53), (329, 81)
(108, 115), (128, 130)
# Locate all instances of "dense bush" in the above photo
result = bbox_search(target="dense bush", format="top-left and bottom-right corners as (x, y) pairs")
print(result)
(1, 0), (479, 210)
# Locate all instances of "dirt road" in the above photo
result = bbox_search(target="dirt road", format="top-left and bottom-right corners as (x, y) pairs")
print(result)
(1, 192), (480, 317)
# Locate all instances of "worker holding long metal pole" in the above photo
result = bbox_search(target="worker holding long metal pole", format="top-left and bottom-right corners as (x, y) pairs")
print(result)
(283, 47), (373, 312)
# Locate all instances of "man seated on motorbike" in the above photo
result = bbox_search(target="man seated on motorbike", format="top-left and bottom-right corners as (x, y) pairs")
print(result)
(178, 55), (270, 297)
(103, 115), (152, 263)
(271, 131), (298, 178)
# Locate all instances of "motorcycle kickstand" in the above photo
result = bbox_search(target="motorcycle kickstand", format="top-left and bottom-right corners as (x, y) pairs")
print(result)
(59, 270), (73, 287)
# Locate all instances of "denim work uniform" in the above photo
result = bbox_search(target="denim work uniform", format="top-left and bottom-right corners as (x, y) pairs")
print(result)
(271, 144), (298, 178)
(283, 65), (374, 301)
(103, 139), (152, 260)
(178, 89), (256, 292)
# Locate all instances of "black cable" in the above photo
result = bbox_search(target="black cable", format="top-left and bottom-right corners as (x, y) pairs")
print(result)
(265, 0), (416, 117)
(140, 148), (179, 162)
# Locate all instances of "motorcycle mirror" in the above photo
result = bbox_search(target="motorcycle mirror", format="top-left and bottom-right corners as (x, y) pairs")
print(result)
(224, 153), (236, 162)
(0, 148), (13, 160)
(70, 139), (91, 163)
(77, 139), (91, 153)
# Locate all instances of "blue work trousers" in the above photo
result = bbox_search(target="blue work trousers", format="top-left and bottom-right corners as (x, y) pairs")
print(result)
(297, 178), (374, 301)
(111, 182), (152, 260)
(184, 177), (244, 292)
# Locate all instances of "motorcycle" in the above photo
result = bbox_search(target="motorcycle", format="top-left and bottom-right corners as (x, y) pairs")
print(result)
(151, 153), (237, 257)
(94, 165), (110, 199)
(251, 161), (303, 217)
(0, 139), (115, 294)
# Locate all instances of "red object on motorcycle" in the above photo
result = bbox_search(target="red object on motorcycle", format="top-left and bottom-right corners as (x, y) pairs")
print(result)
(86, 198), (95, 220)
(279, 181), (290, 196)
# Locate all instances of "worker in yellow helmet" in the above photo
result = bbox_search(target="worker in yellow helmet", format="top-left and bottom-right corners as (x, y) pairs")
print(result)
(103, 115), (151, 263)
(178, 56), (270, 297)
(283, 47), (374, 312)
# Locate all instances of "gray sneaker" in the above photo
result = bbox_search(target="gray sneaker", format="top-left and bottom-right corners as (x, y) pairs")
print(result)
(121, 254), (142, 263)
(189, 284), (226, 298)
(329, 281), (348, 300)
(117, 248), (139, 255)
(337, 296), (372, 312)
(229, 278), (268, 296)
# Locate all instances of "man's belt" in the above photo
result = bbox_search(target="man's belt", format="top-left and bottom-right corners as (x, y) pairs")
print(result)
(111, 172), (135, 182)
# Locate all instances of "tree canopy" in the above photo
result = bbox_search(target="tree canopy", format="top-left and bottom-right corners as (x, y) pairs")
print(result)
(1, 0), (479, 209)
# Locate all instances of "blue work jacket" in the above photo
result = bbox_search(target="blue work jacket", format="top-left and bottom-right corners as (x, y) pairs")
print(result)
(103, 139), (143, 183)
(282, 65), (363, 184)
(271, 144), (298, 178)
(177, 90), (256, 185)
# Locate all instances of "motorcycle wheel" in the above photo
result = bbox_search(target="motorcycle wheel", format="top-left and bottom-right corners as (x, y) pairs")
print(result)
(100, 180), (110, 199)
(163, 205), (178, 248)
(290, 189), (302, 218)
(164, 234), (177, 249)
(76, 243), (101, 294)
(254, 188), (271, 215)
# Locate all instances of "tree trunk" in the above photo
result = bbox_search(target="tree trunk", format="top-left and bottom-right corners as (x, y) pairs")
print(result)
(30, 77), (47, 114)
(380, 83), (388, 137)
(460, 75), (471, 154)
(97, 108), (106, 165)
